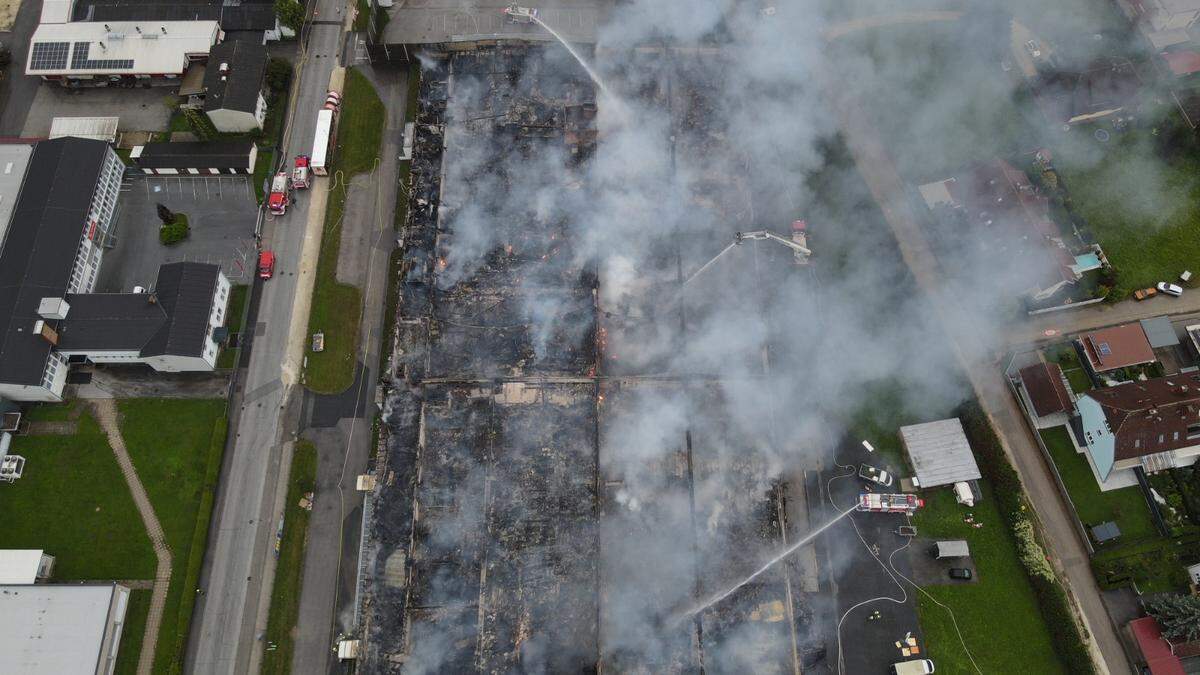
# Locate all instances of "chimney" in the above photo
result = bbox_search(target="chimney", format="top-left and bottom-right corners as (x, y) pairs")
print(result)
(147, 293), (157, 305)
(219, 62), (229, 74)
(33, 320), (58, 346)
(104, 23), (110, 30)
(99, 42), (106, 50)
(161, 26), (167, 34)
(135, 26), (142, 33)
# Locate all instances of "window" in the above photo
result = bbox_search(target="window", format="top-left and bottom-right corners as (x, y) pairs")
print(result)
(1188, 424), (1200, 440)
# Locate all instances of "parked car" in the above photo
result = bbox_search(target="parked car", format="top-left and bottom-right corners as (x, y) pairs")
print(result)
(948, 567), (973, 580)
(858, 463), (894, 487)
(1157, 282), (1184, 297)
(258, 250), (276, 279)
(1134, 287), (1157, 301)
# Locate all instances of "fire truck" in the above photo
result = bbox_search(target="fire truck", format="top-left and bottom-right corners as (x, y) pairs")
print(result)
(791, 220), (810, 265)
(503, 3), (538, 23)
(267, 172), (290, 215)
(857, 493), (923, 514)
(292, 155), (311, 189)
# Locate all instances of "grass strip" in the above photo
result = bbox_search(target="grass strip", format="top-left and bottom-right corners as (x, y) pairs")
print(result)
(261, 440), (319, 675)
(117, 399), (227, 674)
(303, 67), (383, 393)
(114, 589), (153, 675)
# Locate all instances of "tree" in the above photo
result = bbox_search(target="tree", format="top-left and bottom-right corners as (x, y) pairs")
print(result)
(266, 58), (292, 94)
(275, 0), (304, 32)
(156, 203), (175, 226)
(1145, 594), (1200, 643)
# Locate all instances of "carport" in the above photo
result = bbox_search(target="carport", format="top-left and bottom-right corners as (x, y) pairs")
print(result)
(899, 418), (983, 488)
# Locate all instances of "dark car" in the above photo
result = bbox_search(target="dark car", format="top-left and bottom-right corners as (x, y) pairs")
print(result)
(948, 568), (972, 580)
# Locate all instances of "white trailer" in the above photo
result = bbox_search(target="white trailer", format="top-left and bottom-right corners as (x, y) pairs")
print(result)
(311, 108), (336, 177)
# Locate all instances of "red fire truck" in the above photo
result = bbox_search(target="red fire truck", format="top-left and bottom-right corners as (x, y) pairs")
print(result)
(267, 172), (290, 215)
(292, 155), (311, 190)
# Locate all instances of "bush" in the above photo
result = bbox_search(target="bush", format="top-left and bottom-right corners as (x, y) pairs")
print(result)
(266, 58), (292, 94)
(957, 400), (1099, 675)
(159, 214), (190, 246)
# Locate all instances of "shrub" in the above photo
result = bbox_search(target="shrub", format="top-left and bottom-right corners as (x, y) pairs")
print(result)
(266, 58), (293, 94)
(1014, 517), (1055, 581)
(275, 0), (304, 32)
(159, 214), (190, 246)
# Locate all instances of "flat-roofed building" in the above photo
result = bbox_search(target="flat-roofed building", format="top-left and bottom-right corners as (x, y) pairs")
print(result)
(0, 583), (130, 674)
(26, 20), (220, 85)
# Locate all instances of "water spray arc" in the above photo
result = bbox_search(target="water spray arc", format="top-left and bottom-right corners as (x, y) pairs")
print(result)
(672, 505), (857, 623)
(528, 13), (616, 102)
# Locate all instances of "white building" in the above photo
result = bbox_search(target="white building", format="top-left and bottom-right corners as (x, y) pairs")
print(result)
(0, 550), (56, 584)
(26, 20), (221, 85)
(0, 583), (130, 675)
(1117, 0), (1200, 48)
(0, 138), (229, 403)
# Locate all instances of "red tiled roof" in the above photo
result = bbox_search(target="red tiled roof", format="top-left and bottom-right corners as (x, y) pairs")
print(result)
(1164, 50), (1200, 77)
(1081, 323), (1156, 372)
(1020, 362), (1074, 417)
(1131, 617), (1186, 675)
(1088, 374), (1200, 461)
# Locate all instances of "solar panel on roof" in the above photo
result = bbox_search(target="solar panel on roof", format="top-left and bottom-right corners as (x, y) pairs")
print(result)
(29, 42), (70, 70)
(1099, 342), (1112, 356)
(69, 42), (134, 71)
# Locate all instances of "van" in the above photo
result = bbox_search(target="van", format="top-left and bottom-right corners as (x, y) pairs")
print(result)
(891, 659), (935, 675)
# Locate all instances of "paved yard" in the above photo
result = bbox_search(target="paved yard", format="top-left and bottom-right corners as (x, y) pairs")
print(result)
(21, 83), (173, 137)
(97, 175), (258, 293)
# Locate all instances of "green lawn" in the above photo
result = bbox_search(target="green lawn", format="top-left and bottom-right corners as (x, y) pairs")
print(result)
(118, 399), (227, 675)
(1040, 426), (1156, 541)
(913, 488), (1065, 674)
(1055, 130), (1200, 297)
(0, 412), (156, 580)
(261, 440), (318, 675)
(114, 589), (152, 675)
(253, 148), (276, 204)
(1046, 345), (1093, 394)
(21, 400), (77, 422)
(303, 67), (383, 393)
(217, 284), (249, 369)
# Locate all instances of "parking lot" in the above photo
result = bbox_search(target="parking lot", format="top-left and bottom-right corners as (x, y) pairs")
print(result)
(21, 84), (172, 137)
(96, 175), (259, 293)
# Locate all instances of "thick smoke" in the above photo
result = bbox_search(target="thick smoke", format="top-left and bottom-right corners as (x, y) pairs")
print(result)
(372, 0), (1152, 670)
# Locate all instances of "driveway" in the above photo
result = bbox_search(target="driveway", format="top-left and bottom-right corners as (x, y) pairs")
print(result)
(97, 175), (258, 293)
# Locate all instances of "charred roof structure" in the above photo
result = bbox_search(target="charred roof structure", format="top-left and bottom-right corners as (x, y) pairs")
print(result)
(360, 45), (824, 672)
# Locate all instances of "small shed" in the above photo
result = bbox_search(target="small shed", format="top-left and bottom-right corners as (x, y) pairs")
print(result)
(899, 418), (982, 489)
(934, 540), (970, 559)
(48, 117), (119, 143)
(1139, 316), (1180, 349)
(1091, 521), (1122, 543)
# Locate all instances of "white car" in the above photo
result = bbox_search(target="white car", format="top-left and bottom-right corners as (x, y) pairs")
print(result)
(1157, 282), (1184, 297)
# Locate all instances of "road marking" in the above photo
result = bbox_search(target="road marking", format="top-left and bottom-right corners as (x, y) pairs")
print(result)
(243, 378), (282, 405)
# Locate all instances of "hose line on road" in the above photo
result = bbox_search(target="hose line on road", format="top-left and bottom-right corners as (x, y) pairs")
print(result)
(827, 460), (981, 675)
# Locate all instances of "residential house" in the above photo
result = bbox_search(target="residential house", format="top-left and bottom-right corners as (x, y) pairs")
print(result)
(1080, 323), (1157, 375)
(1077, 374), (1200, 486)
(202, 40), (268, 133)
(1018, 362), (1076, 427)
(918, 159), (1083, 300)
(1032, 58), (1142, 126)
(1117, 0), (1200, 49)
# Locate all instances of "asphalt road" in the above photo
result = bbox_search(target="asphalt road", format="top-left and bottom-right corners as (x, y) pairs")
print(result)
(187, 3), (351, 673)
(0, 0), (39, 136)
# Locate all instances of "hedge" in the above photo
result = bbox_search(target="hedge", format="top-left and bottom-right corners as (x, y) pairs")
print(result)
(957, 400), (1099, 675)
(165, 416), (228, 674)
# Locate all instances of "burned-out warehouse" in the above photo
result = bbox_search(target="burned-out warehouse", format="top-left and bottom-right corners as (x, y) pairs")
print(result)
(358, 37), (836, 672)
